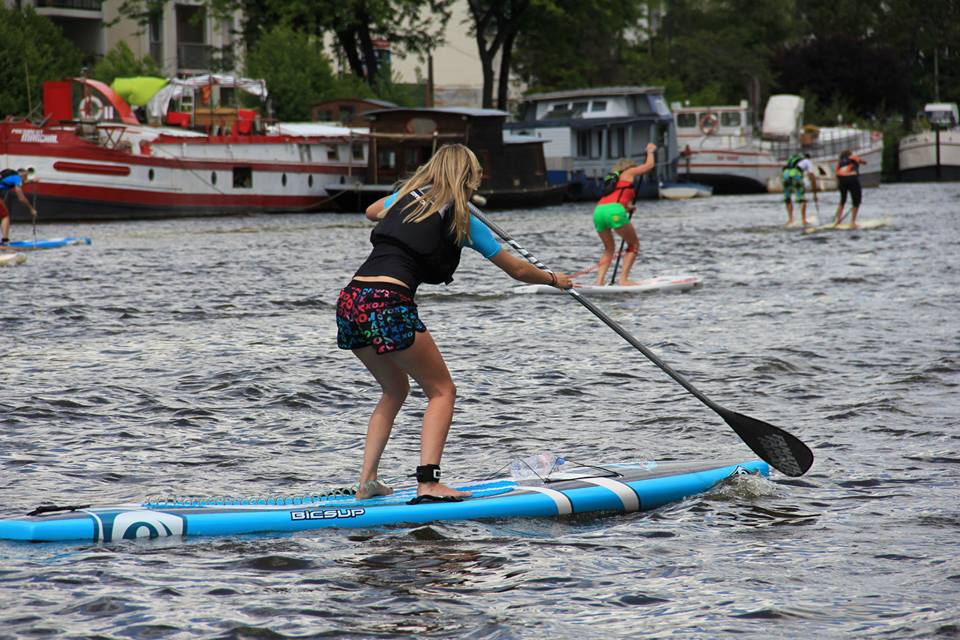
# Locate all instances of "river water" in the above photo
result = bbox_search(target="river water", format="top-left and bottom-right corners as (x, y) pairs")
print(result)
(1, 182), (958, 639)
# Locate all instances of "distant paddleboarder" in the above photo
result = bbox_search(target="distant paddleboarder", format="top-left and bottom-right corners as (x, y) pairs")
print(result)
(0, 167), (38, 245)
(336, 144), (573, 501)
(834, 149), (865, 228)
(781, 153), (818, 226)
(592, 143), (657, 286)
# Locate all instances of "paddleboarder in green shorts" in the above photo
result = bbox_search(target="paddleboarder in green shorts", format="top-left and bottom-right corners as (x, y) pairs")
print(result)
(592, 143), (656, 286)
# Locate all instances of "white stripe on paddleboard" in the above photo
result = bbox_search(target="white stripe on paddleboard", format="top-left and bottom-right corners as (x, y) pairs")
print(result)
(580, 478), (641, 512)
(523, 486), (574, 515)
(83, 511), (105, 542)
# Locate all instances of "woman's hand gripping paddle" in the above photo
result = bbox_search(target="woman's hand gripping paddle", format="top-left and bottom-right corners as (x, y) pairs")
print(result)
(470, 204), (814, 477)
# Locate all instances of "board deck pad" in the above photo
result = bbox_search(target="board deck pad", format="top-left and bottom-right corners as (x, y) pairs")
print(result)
(0, 459), (767, 543)
(514, 274), (702, 296)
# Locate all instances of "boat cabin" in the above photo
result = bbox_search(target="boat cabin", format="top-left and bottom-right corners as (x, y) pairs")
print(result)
(311, 98), (396, 127)
(504, 86), (678, 200)
(921, 103), (959, 130)
(337, 107), (562, 209)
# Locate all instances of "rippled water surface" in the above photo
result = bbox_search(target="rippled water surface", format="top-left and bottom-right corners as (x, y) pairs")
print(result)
(2, 182), (959, 639)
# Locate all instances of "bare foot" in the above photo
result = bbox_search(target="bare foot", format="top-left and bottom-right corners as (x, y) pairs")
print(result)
(416, 481), (471, 500)
(355, 479), (394, 500)
(618, 280), (642, 287)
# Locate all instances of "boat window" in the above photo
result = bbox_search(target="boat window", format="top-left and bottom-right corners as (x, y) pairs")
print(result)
(378, 148), (397, 170)
(543, 104), (572, 119)
(591, 101), (607, 112)
(327, 146), (339, 161)
(352, 142), (364, 160)
(148, 168), (155, 181)
(281, 173), (287, 187)
(676, 113), (697, 128)
(340, 105), (355, 122)
(721, 112), (741, 127)
(407, 117), (437, 134)
(591, 130), (602, 159)
(608, 127), (625, 159)
(233, 167), (253, 188)
(576, 130), (591, 158)
(571, 101), (588, 114)
(650, 94), (671, 117)
(308, 175), (314, 187)
(211, 172), (217, 185)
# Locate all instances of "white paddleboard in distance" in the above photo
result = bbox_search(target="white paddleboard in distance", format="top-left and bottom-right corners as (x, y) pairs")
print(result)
(514, 274), (703, 296)
(0, 252), (26, 266)
(803, 218), (890, 233)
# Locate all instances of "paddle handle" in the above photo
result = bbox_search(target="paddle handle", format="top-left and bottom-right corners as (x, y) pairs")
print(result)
(469, 204), (714, 409)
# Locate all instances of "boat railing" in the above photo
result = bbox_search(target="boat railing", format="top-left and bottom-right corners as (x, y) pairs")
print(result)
(765, 130), (878, 162)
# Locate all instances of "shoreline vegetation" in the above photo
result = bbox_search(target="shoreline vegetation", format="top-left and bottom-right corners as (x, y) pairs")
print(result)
(3, 2), (957, 176)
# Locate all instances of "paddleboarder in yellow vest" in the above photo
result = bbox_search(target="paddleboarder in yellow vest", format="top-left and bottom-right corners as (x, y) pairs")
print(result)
(0, 167), (38, 245)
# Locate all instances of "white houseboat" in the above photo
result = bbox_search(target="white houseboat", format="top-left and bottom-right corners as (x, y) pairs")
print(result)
(673, 95), (884, 194)
(504, 86), (679, 200)
(898, 103), (960, 182)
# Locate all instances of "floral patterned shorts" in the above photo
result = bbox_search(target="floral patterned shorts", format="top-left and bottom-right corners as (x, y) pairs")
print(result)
(336, 281), (426, 354)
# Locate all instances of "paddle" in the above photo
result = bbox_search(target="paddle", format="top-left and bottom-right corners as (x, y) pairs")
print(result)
(607, 208), (634, 286)
(469, 204), (814, 477)
(30, 183), (37, 246)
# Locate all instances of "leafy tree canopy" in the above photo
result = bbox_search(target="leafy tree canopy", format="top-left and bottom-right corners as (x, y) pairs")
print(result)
(0, 6), (82, 118)
(92, 41), (162, 85)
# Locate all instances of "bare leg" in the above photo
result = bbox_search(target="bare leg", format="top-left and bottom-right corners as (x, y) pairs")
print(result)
(614, 224), (641, 286)
(849, 206), (859, 228)
(594, 230), (615, 286)
(834, 200), (845, 224)
(800, 202), (808, 226)
(352, 346), (408, 498)
(1, 215), (9, 241)
(785, 201), (794, 225)
(386, 330), (470, 499)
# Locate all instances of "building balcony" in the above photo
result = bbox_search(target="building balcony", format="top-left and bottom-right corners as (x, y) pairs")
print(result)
(34, 0), (103, 18)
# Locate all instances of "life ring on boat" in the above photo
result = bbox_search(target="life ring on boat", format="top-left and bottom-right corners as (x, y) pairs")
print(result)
(699, 112), (719, 135)
(78, 95), (105, 121)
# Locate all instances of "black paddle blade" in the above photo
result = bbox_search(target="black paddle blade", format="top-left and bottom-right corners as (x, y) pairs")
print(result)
(718, 408), (814, 477)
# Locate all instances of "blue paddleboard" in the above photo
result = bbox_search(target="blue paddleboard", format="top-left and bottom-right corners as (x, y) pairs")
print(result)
(0, 459), (768, 543)
(5, 236), (92, 250)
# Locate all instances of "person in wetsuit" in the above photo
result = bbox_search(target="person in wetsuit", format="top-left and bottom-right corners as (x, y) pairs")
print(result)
(592, 143), (657, 286)
(834, 149), (865, 227)
(0, 167), (38, 245)
(336, 144), (573, 501)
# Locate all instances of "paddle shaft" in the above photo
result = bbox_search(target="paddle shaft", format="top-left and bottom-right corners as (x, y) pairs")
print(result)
(469, 204), (814, 476)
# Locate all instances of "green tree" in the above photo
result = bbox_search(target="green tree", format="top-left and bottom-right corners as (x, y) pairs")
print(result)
(513, 0), (650, 94)
(0, 6), (82, 118)
(245, 25), (344, 120)
(92, 41), (162, 85)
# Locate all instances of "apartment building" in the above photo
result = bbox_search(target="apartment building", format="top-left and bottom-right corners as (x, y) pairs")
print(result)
(19, 0), (240, 75)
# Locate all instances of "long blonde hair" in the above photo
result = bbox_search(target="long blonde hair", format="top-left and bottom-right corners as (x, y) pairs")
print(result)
(386, 144), (482, 244)
(611, 158), (637, 174)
